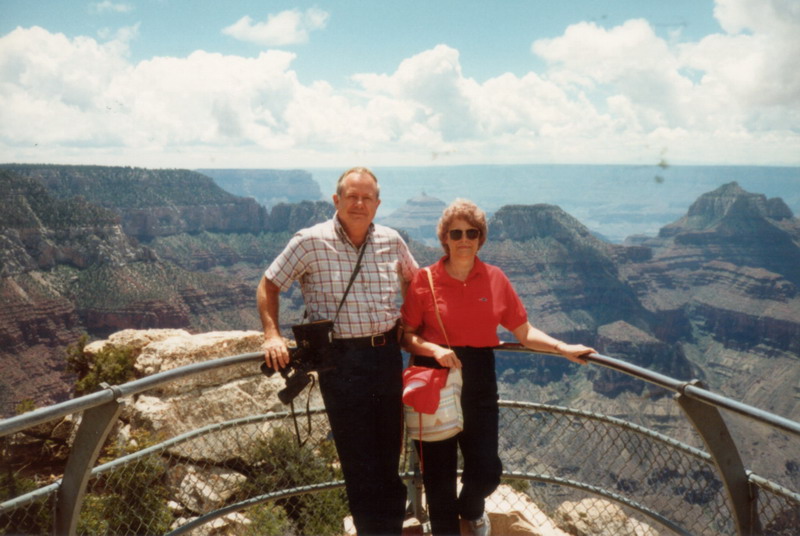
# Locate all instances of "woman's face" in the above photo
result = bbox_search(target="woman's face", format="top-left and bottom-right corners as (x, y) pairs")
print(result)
(446, 217), (481, 259)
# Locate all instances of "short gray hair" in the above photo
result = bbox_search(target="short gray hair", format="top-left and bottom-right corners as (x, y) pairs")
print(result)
(336, 167), (380, 198)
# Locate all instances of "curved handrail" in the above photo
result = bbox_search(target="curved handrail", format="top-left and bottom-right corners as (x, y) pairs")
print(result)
(2, 344), (799, 536)
(4, 345), (798, 438)
(496, 343), (800, 436)
(0, 351), (265, 437)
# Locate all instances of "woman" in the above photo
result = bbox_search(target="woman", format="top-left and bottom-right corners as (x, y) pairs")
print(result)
(401, 199), (595, 536)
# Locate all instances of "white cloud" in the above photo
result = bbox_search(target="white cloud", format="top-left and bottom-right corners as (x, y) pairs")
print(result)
(689, 0), (800, 112)
(0, 26), (305, 161)
(89, 1), (133, 15)
(528, 0), (800, 149)
(0, 0), (797, 168)
(713, 0), (800, 35)
(222, 8), (329, 47)
(533, 19), (694, 129)
(354, 45), (481, 140)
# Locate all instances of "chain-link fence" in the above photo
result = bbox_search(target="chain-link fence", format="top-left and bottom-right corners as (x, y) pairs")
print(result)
(498, 402), (731, 535)
(2, 361), (799, 535)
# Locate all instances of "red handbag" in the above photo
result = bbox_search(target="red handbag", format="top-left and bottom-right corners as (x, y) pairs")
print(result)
(402, 365), (449, 414)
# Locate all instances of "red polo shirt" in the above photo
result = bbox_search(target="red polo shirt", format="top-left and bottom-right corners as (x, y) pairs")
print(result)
(401, 256), (528, 347)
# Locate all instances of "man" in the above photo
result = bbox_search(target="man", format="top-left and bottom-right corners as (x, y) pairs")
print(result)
(257, 167), (418, 535)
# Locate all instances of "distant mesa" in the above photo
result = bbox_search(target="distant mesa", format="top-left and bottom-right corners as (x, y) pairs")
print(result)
(660, 181), (794, 236)
(638, 181), (800, 286)
(379, 192), (446, 245)
(197, 169), (323, 209)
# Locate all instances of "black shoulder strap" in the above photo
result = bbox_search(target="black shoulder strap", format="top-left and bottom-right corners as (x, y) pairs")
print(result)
(332, 240), (367, 324)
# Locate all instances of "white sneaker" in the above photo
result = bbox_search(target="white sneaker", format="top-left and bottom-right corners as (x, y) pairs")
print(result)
(467, 512), (491, 536)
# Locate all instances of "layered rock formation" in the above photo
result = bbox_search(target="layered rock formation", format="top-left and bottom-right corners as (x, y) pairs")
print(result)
(196, 168), (323, 209)
(380, 192), (447, 245)
(1, 165), (798, 425)
(0, 167), (331, 415)
(5, 170), (798, 532)
(618, 182), (800, 415)
(1, 170), (145, 410)
(84, 329), (291, 462)
(1, 165), (269, 240)
(478, 186), (799, 420)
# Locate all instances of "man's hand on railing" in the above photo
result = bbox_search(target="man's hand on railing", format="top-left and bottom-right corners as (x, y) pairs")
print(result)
(262, 334), (291, 372)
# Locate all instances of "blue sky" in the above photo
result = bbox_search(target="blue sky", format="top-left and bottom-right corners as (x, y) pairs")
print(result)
(1, 0), (798, 168)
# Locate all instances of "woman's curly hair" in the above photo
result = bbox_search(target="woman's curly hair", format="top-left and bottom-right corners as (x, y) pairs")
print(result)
(436, 198), (488, 254)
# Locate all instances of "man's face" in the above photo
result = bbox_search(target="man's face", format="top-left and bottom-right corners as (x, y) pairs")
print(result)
(333, 172), (381, 231)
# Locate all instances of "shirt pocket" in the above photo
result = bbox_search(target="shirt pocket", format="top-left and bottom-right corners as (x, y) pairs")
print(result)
(314, 256), (349, 299)
(365, 246), (399, 303)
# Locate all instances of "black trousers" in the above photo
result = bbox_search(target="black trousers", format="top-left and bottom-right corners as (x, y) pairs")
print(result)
(413, 348), (502, 536)
(318, 340), (407, 536)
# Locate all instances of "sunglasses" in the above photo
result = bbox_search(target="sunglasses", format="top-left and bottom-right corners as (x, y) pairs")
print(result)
(448, 228), (481, 241)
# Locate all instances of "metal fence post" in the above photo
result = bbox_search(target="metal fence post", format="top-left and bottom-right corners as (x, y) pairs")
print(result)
(675, 380), (759, 536)
(406, 448), (430, 534)
(54, 395), (122, 536)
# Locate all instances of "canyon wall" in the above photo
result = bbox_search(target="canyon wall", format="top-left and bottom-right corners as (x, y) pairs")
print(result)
(1, 167), (798, 422)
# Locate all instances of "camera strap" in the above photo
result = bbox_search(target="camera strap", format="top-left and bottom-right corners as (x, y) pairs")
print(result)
(297, 238), (366, 327)
(289, 375), (316, 448)
(290, 241), (366, 447)
(332, 239), (367, 326)
(289, 240), (367, 448)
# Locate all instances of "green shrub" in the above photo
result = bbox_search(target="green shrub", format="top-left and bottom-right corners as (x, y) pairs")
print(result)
(241, 504), (294, 536)
(0, 443), (53, 536)
(77, 431), (172, 536)
(242, 429), (348, 536)
(65, 335), (136, 395)
(14, 399), (36, 415)
(502, 476), (530, 494)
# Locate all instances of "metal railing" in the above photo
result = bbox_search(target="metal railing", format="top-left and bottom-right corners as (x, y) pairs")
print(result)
(1, 346), (798, 535)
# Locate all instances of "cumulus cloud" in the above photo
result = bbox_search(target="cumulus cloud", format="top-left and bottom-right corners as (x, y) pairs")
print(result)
(533, 19), (691, 128)
(530, 0), (800, 142)
(0, 26), (304, 161)
(354, 46), (481, 140)
(0, 0), (797, 167)
(222, 8), (329, 46)
(691, 0), (800, 111)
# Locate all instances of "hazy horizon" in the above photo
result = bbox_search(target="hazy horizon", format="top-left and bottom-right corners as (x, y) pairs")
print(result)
(300, 163), (800, 243)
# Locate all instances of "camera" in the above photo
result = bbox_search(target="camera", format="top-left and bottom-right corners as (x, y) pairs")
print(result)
(260, 345), (329, 404)
(260, 320), (334, 404)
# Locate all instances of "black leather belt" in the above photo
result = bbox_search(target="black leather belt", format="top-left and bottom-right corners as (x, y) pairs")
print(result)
(334, 325), (399, 348)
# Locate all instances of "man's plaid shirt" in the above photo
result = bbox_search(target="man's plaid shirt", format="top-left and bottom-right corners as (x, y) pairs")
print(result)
(265, 216), (419, 338)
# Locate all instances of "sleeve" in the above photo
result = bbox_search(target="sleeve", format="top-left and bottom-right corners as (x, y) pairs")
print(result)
(395, 234), (419, 283)
(498, 269), (528, 331)
(264, 233), (308, 292)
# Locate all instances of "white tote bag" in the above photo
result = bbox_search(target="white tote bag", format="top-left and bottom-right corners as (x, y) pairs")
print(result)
(403, 267), (464, 442)
(404, 367), (463, 441)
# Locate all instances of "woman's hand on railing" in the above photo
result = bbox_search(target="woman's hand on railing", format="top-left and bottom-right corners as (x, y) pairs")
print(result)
(554, 342), (595, 365)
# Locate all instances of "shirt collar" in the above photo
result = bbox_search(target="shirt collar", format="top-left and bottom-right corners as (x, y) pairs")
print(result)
(434, 255), (486, 284)
(334, 213), (374, 249)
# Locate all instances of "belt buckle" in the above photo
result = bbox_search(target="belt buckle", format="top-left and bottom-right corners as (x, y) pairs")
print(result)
(371, 333), (387, 347)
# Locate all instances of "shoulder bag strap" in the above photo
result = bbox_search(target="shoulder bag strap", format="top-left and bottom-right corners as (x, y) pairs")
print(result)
(424, 267), (451, 349)
(332, 240), (368, 325)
